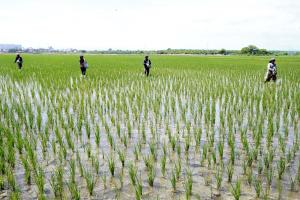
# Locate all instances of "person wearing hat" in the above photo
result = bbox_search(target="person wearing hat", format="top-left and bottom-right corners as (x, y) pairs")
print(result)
(79, 55), (88, 76)
(265, 58), (277, 82)
(14, 54), (23, 70)
(143, 56), (151, 76)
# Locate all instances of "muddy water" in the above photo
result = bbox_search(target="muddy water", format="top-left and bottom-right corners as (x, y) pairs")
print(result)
(0, 77), (300, 200)
(4, 114), (299, 200)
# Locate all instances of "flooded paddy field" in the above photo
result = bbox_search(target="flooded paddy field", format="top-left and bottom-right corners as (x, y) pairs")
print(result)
(0, 54), (299, 199)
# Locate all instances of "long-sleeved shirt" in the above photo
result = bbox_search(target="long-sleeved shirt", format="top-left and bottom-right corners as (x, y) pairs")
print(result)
(15, 56), (23, 63)
(267, 63), (276, 74)
(79, 58), (85, 67)
(144, 59), (151, 68)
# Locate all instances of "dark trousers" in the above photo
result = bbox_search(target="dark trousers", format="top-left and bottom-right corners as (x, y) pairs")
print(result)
(80, 67), (86, 75)
(265, 73), (277, 82)
(17, 63), (22, 69)
(144, 67), (150, 76)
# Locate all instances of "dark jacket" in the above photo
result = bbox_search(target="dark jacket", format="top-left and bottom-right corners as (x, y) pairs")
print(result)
(79, 58), (85, 67)
(144, 59), (151, 68)
(15, 56), (23, 63)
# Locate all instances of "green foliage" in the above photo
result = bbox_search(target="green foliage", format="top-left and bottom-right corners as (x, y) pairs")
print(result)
(240, 45), (270, 55)
(231, 179), (241, 200)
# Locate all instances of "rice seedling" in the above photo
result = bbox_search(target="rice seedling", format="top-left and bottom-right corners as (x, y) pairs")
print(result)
(170, 135), (176, 152)
(34, 166), (45, 199)
(175, 159), (182, 180)
(217, 141), (224, 161)
(69, 158), (76, 184)
(226, 163), (234, 183)
(129, 162), (137, 186)
(143, 154), (154, 171)
(246, 151), (254, 168)
(94, 125), (101, 145)
(252, 175), (262, 199)
(229, 146), (235, 165)
(84, 169), (97, 196)
(277, 156), (286, 180)
(101, 173), (107, 190)
(9, 191), (21, 200)
(116, 123), (121, 139)
(133, 145), (139, 161)
(184, 134), (191, 153)
(215, 167), (223, 190)
(15, 131), (23, 154)
(257, 159), (263, 175)
(266, 166), (273, 187)
(108, 156), (116, 177)
(65, 130), (75, 152)
(134, 175), (143, 200)
(91, 155), (100, 174)
(149, 139), (157, 160)
(117, 149), (126, 169)
(107, 132), (115, 149)
(0, 150), (5, 175)
(147, 164), (156, 187)
(230, 179), (241, 200)
(176, 142), (181, 158)
(59, 146), (67, 162)
(20, 155), (31, 185)
(7, 141), (16, 168)
(211, 149), (217, 166)
(184, 169), (193, 200)
(86, 142), (92, 158)
(194, 129), (202, 151)
(76, 153), (84, 177)
(7, 167), (18, 192)
(160, 153), (167, 177)
(122, 133), (128, 148)
(51, 138), (57, 156)
(0, 175), (4, 190)
(68, 181), (81, 200)
(141, 123), (146, 144)
(202, 142), (208, 161)
(50, 165), (64, 198)
(170, 168), (176, 191)
(127, 121), (132, 138)
(246, 167), (253, 185)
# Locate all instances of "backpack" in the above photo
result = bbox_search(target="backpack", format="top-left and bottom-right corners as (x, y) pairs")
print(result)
(84, 61), (88, 68)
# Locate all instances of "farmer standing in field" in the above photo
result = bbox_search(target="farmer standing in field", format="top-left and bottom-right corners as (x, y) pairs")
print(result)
(79, 55), (88, 76)
(264, 58), (277, 82)
(14, 54), (23, 70)
(143, 56), (151, 76)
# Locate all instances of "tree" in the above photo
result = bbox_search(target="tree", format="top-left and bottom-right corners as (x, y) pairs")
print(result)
(240, 45), (269, 55)
(241, 45), (258, 54)
(219, 48), (227, 55)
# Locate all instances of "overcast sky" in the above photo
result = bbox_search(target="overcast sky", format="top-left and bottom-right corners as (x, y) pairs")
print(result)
(1, 0), (299, 50)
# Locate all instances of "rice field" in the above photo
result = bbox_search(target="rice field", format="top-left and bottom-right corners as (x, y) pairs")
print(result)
(0, 54), (299, 200)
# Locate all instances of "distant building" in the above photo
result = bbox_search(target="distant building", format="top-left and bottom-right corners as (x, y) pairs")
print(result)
(0, 44), (22, 52)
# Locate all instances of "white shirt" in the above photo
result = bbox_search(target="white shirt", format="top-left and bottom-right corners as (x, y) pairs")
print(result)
(267, 63), (276, 73)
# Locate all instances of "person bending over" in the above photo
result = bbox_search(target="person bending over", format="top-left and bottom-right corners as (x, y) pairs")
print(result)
(265, 58), (277, 82)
